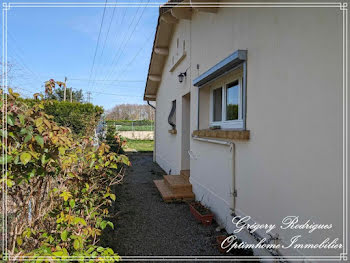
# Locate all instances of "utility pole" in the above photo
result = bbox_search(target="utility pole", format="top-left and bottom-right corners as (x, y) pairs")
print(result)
(63, 76), (67, 101)
(86, 91), (91, 103)
(70, 87), (73, 102)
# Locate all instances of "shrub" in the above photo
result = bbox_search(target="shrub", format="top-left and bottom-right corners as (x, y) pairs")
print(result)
(1, 89), (130, 262)
(21, 99), (103, 136)
(104, 125), (126, 154)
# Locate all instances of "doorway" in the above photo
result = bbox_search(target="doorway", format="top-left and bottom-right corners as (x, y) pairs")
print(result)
(181, 92), (191, 171)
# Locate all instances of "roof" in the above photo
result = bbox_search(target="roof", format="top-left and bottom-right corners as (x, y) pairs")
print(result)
(143, 0), (219, 101)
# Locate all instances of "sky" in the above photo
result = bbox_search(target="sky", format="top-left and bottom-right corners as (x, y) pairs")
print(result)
(5, 0), (166, 110)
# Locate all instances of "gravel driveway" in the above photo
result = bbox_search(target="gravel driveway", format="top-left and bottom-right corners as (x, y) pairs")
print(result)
(101, 152), (230, 259)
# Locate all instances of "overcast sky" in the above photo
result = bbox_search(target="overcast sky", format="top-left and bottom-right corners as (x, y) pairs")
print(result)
(5, 0), (165, 109)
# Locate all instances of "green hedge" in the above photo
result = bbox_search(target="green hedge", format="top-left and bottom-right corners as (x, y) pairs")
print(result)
(105, 119), (154, 126)
(115, 125), (153, 131)
(21, 99), (103, 135)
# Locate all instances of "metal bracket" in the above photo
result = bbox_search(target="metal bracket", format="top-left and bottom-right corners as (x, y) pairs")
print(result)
(233, 189), (238, 197)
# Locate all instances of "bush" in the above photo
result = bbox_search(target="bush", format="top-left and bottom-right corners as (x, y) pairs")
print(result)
(104, 125), (125, 154)
(21, 98), (103, 136)
(1, 89), (129, 261)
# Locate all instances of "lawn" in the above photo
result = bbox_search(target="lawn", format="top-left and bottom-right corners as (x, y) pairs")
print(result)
(124, 140), (154, 152)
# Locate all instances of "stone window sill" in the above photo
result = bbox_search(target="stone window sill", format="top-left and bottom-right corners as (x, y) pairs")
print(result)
(192, 129), (250, 140)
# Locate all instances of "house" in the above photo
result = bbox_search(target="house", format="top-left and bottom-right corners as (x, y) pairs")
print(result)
(144, 0), (345, 260)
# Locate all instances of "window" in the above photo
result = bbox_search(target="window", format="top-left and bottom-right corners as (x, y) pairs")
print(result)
(226, 80), (240, 120)
(194, 50), (247, 131)
(210, 78), (243, 129)
(212, 87), (222, 121)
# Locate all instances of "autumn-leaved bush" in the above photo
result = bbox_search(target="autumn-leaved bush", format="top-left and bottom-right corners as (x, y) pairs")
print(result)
(0, 88), (130, 262)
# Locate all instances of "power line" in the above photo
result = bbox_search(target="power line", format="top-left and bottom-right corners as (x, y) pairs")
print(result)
(89, 0), (133, 93)
(69, 78), (144, 82)
(89, 0), (119, 92)
(12, 86), (36, 93)
(99, 0), (118, 60)
(91, 90), (143, 97)
(93, 1), (148, 91)
(91, 0), (118, 79)
(87, 0), (108, 90)
(111, 31), (155, 85)
(7, 32), (42, 82)
(91, 4), (132, 91)
(93, 2), (128, 87)
(100, 0), (151, 86)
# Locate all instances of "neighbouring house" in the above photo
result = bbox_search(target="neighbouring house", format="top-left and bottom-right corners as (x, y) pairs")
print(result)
(144, 0), (345, 260)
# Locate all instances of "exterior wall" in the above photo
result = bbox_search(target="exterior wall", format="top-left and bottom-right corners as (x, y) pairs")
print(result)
(155, 4), (344, 258)
(155, 19), (191, 174)
(117, 131), (154, 140)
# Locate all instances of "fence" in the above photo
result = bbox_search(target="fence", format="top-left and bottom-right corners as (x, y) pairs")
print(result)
(106, 120), (154, 131)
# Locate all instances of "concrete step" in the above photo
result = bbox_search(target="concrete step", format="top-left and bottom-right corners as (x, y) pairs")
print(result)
(164, 175), (192, 191)
(154, 179), (195, 203)
(180, 169), (190, 180)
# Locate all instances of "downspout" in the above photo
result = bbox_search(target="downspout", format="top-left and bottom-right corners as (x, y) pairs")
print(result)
(147, 100), (156, 162)
(147, 100), (155, 109)
(231, 142), (236, 211)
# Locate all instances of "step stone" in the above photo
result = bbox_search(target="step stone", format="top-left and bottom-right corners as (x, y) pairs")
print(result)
(180, 170), (190, 180)
(163, 175), (192, 194)
(154, 179), (194, 203)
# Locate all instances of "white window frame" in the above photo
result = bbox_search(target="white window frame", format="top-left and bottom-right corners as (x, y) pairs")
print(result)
(209, 77), (243, 129)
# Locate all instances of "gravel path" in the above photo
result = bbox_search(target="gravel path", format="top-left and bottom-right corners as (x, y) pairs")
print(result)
(101, 152), (228, 258)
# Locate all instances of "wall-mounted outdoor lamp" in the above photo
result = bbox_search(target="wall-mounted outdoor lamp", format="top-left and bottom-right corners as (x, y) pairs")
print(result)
(178, 72), (187, 83)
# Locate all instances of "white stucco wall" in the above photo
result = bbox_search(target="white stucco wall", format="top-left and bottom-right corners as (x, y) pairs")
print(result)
(154, 4), (345, 259)
(155, 19), (192, 175)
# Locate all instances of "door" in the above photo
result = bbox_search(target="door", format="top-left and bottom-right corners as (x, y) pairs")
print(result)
(181, 92), (191, 171)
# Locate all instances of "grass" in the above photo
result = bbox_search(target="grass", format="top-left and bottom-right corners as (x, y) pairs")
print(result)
(124, 140), (154, 152)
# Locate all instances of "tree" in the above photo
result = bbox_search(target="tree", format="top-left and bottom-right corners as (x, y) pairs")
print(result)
(104, 124), (125, 154)
(46, 86), (84, 102)
(105, 104), (155, 121)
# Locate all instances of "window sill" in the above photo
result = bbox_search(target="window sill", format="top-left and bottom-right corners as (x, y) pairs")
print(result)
(168, 129), (177, 135)
(192, 129), (250, 140)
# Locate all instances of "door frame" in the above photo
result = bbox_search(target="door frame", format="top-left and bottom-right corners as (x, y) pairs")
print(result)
(181, 92), (191, 171)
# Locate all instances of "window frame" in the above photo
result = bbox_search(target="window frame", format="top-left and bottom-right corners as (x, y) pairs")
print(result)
(209, 76), (243, 129)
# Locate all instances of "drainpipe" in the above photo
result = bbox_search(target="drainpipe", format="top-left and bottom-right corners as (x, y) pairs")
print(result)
(147, 100), (156, 162)
(231, 142), (236, 211)
(147, 100), (155, 109)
